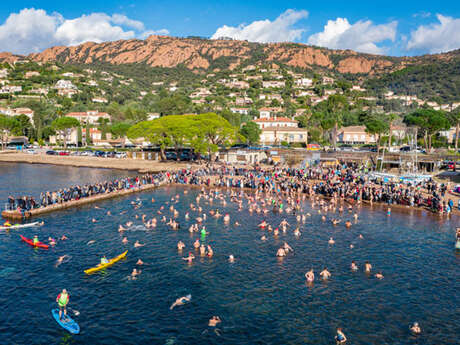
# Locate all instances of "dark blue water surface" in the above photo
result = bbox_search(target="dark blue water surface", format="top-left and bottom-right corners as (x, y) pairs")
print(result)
(0, 163), (459, 345)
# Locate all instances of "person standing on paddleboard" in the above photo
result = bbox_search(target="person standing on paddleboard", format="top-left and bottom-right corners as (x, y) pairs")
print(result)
(56, 289), (69, 321)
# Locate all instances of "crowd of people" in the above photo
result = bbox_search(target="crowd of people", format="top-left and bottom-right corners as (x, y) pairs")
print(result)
(6, 162), (460, 216)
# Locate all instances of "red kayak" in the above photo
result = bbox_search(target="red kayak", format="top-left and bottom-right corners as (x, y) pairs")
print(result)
(20, 235), (49, 249)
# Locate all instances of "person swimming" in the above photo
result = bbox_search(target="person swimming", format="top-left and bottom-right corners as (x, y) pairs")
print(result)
(183, 252), (195, 263)
(131, 268), (141, 279)
(305, 269), (314, 282)
(410, 322), (421, 334)
(134, 240), (145, 248)
(320, 268), (331, 280)
(351, 261), (358, 271)
(335, 328), (347, 344)
(170, 295), (191, 310)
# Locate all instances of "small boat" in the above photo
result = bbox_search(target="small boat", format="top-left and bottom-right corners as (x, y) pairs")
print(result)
(20, 234), (49, 249)
(84, 250), (128, 274)
(0, 221), (42, 231)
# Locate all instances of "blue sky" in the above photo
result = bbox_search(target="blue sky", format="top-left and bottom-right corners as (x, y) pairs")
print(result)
(0, 1), (459, 56)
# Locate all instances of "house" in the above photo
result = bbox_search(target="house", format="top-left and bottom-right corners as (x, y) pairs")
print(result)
(439, 127), (458, 144)
(0, 85), (22, 93)
(351, 85), (366, 92)
(0, 107), (35, 122)
(254, 116), (298, 129)
(0, 69), (9, 78)
(230, 108), (249, 115)
(258, 107), (283, 119)
(66, 110), (111, 125)
(235, 97), (253, 106)
(58, 88), (79, 97)
(30, 88), (49, 95)
(322, 76), (335, 85)
(262, 81), (285, 88)
(324, 89), (337, 96)
(147, 113), (160, 120)
(259, 127), (308, 145)
(295, 78), (313, 88)
(337, 126), (376, 144)
(92, 97), (108, 103)
(55, 80), (77, 90)
(25, 71), (40, 78)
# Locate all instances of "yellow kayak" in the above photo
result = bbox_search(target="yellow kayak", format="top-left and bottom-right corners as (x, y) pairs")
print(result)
(84, 250), (128, 274)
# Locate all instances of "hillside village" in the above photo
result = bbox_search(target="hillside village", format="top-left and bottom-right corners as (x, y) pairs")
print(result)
(0, 57), (459, 150)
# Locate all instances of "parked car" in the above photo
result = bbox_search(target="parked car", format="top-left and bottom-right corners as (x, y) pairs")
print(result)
(46, 150), (57, 155)
(94, 151), (106, 157)
(165, 152), (177, 160)
(25, 149), (36, 154)
(306, 143), (321, 151)
(115, 152), (127, 159)
(58, 151), (70, 156)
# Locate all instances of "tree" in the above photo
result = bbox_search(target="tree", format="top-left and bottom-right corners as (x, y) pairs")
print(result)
(447, 108), (460, 150)
(365, 115), (389, 154)
(11, 114), (32, 137)
(0, 115), (18, 149)
(52, 117), (80, 149)
(77, 126), (82, 146)
(240, 122), (261, 145)
(190, 113), (240, 160)
(110, 122), (132, 148)
(386, 113), (399, 152)
(404, 109), (450, 151)
(85, 122), (91, 146)
(97, 117), (110, 140)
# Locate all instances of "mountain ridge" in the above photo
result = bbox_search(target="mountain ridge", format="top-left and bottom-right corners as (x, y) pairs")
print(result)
(1, 35), (459, 77)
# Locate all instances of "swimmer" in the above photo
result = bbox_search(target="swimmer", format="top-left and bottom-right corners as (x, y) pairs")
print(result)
(283, 242), (293, 252)
(48, 237), (56, 246)
(182, 252), (195, 263)
(208, 316), (221, 327)
(353, 213), (358, 220)
(126, 221), (133, 227)
(107, 211), (111, 215)
(200, 244), (206, 256)
(60, 235), (68, 240)
(55, 255), (70, 267)
(134, 240), (145, 248)
(335, 328), (347, 344)
(364, 261), (372, 273)
(332, 219), (341, 225)
(350, 244), (354, 249)
(351, 261), (358, 271)
(122, 237), (128, 244)
(235, 221), (240, 226)
(193, 239), (200, 249)
(410, 322), (421, 334)
(207, 245), (213, 257)
(321, 215), (326, 222)
(87, 240), (95, 245)
(131, 268), (141, 279)
(305, 269), (315, 282)
(92, 218), (97, 223)
(261, 235), (267, 241)
(345, 221), (352, 228)
(136, 259), (144, 265)
(294, 228), (301, 237)
(387, 207), (391, 216)
(276, 248), (286, 257)
(320, 268), (331, 280)
(375, 271), (384, 279)
(170, 295), (191, 310)
(177, 241), (185, 251)
(359, 234), (364, 239)
(118, 225), (126, 232)
(229, 254), (235, 263)
(328, 237), (335, 245)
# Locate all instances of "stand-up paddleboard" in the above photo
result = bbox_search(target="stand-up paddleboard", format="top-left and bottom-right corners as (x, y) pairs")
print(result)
(51, 309), (80, 334)
(0, 221), (42, 230)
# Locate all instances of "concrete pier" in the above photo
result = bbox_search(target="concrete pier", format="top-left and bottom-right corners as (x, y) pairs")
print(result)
(1, 183), (162, 220)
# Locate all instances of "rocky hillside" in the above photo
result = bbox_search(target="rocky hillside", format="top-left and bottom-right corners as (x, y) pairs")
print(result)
(1, 35), (457, 77)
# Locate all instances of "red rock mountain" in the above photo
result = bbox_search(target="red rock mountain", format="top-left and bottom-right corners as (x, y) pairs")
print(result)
(2, 35), (459, 75)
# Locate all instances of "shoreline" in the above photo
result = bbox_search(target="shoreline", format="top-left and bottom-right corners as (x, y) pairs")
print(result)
(0, 152), (190, 173)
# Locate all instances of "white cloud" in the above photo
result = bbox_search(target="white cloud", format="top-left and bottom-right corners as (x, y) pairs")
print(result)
(308, 18), (397, 54)
(407, 14), (460, 54)
(139, 29), (170, 39)
(211, 9), (308, 43)
(0, 8), (169, 54)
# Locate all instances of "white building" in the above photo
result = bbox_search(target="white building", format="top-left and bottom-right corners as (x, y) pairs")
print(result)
(230, 107), (249, 115)
(66, 110), (111, 125)
(295, 78), (313, 88)
(55, 80), (77, 90)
